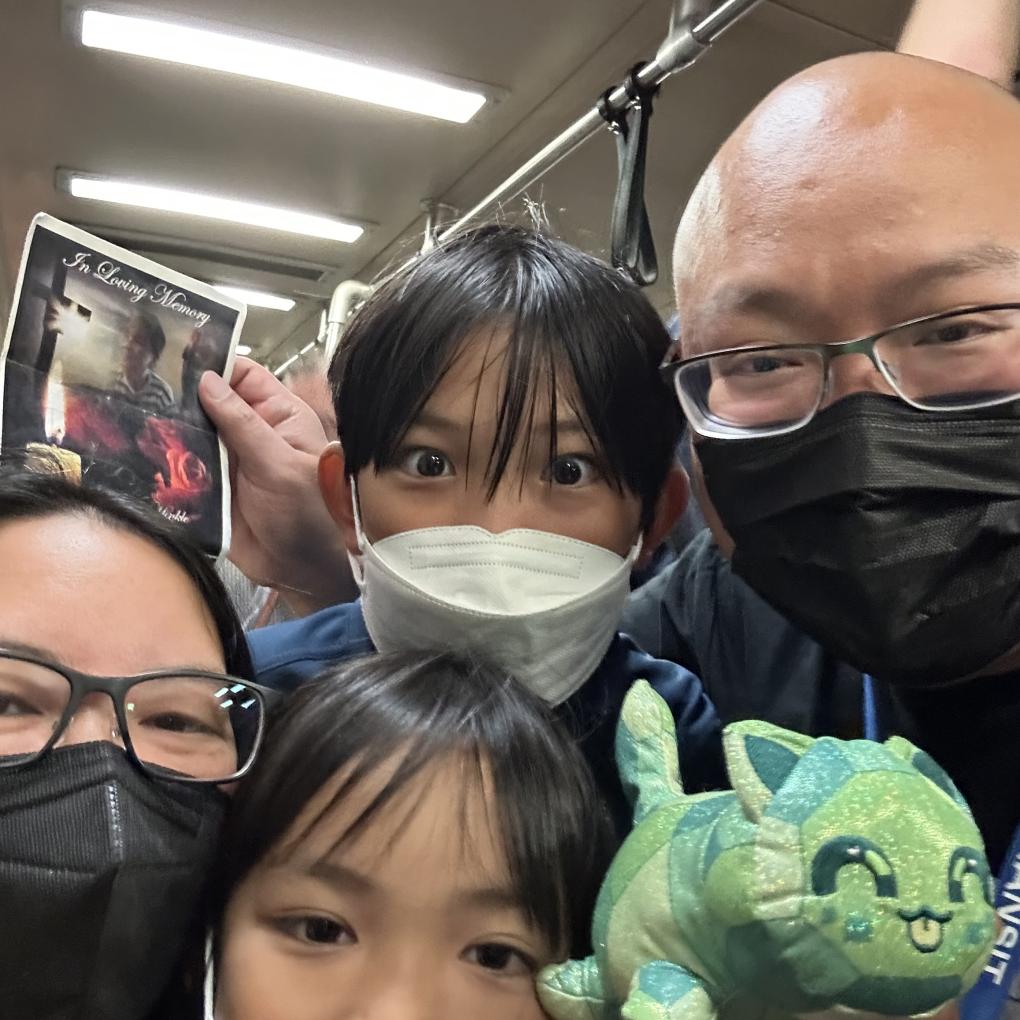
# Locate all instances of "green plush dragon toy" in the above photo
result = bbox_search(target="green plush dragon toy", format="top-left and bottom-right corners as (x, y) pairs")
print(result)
(538, 681), (997, 1020)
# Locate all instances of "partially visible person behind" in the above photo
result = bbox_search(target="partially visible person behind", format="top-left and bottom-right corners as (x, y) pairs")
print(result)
(242, 224), (723, 829)
(0, 464), (264, 1019)
(114, 310), (177, 414)
(280, 354), (337, 441)
(898, 0), (1019, 89)
(207, 650), (614, 1020)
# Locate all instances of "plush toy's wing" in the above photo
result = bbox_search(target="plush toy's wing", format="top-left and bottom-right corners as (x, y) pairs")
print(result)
(616, 680), (685, 825)
(538, 957), (607, 1020)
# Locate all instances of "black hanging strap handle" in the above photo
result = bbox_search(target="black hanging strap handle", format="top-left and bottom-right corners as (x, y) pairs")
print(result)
(598, 65), (660, 287)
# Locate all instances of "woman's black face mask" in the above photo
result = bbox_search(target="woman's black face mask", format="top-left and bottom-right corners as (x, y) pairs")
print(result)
(698, 393), (1020, 687)
(0, 741), (225, 1019)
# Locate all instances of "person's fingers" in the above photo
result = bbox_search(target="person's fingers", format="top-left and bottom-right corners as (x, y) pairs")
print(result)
(226, 358), (301, 422)
(204, 361), (326, 453)
(199, 369), (281, 464)
(227, 355), (259, 387)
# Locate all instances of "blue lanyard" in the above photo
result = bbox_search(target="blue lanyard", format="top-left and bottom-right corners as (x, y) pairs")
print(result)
(862, 673), (880, 742)
(962, 827), (1020, 1019)
(862, 674), (1020, 1019)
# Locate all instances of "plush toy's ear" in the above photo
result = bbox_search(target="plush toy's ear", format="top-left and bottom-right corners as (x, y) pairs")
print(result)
(723, 722), (815, 823)
(883, 735), (971, 815)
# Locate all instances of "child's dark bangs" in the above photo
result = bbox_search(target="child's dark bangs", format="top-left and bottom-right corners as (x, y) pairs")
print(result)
(289, 669), (505, 864)
(343, 305), (479, 476)
(486, 723), (609, 958)
(301, 739), (451, 863)
(482, 313), (624, 499)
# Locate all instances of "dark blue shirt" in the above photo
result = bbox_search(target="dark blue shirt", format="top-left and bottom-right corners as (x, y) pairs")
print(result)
(248, 600), (725, 835)
(623, 530), (865, 737)
(622, 529), (1020, 873)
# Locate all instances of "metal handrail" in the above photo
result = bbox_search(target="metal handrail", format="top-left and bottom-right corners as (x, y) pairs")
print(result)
(437, 0), (762, 239)
(300, 0), (763, 374)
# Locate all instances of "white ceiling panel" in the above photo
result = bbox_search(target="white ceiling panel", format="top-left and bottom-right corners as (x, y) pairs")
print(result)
(0, 0), (913, 364)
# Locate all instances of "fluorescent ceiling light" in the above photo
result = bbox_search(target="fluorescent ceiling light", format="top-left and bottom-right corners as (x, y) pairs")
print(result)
(78, 9), (487, 123)
(235, 344), (252, 356)
(275, 354), (300, 376)
(214, 285), (296, 312)
(63, 173), (363, 243)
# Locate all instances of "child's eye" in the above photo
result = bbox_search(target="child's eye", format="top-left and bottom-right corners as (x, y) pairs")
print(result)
(397, 447), (455, 479)
(462, 942), (536, 977)
(274, 915), (356, 947)
(544, 454), (601, 487)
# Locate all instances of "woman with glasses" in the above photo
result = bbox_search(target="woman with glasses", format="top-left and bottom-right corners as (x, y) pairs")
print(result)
(0, 464), (273, 1019)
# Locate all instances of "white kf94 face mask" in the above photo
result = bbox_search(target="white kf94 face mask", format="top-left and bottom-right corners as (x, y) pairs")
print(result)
(350, 487), (642, 705)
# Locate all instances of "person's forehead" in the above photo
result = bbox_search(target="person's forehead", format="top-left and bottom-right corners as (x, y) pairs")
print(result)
(675, 56), (1020, 336)
(282, 754), (508, 886)
(0, 515), (223, 675)
(420, 330), (582, 424)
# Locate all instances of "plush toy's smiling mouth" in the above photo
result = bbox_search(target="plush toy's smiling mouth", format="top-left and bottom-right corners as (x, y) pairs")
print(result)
(899, 908), (953, 953)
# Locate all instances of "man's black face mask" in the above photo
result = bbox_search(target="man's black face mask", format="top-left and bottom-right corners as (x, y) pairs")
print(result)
(0, 741), (225, 1019)
(698, 393), (1020, 687)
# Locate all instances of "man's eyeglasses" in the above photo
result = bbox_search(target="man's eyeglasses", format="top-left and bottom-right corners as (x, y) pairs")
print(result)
(660, 304), (1020, 439)
(0, 650), (279, 784)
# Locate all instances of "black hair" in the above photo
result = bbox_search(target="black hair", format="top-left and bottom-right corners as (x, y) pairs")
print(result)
(0, 464), (252, 679)
(128, 311), (167, 362)
(212, 650), (615, 957)
(331, 224), (681, 527)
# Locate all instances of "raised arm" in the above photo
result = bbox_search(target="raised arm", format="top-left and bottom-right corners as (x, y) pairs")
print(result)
(200, 358), (357, 615)
(897, 0), (1019, 90)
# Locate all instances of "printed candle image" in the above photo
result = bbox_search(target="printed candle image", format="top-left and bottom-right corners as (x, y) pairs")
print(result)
(24, 360), (83, 482)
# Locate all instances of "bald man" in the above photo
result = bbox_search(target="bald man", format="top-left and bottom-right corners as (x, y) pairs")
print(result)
(627, 52), (1020, 1009)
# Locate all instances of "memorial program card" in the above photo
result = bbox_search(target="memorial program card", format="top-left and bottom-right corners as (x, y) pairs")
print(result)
(0, 214), (246, 555)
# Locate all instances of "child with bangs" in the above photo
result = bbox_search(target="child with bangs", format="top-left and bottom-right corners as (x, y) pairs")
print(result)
(206, 651), (615, 1019)
(249, 224), (724, 827)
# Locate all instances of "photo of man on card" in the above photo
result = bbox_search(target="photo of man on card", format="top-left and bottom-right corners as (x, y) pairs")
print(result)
(113, 311), (176, 414)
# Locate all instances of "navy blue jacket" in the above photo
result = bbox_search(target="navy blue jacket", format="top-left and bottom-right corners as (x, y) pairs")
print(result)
(248, 600), (725, 835)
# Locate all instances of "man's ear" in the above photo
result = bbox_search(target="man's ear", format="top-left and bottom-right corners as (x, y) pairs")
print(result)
(637, 464), (689, 568)
(318, 442), (359, 558)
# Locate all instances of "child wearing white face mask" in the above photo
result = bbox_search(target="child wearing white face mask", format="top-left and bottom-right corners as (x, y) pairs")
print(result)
(248, 223), (724, 829)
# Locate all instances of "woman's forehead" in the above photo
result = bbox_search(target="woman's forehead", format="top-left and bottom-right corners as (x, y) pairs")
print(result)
(0, 514), (223, 675)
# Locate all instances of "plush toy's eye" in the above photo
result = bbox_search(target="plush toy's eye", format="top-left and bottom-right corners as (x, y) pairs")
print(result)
(947, 847), (994, 906)
(811, 836), (897, 898)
